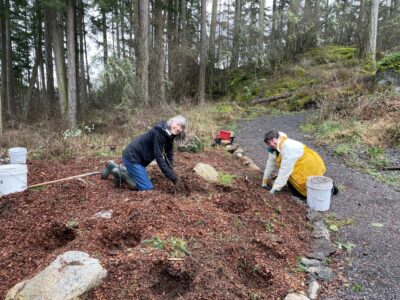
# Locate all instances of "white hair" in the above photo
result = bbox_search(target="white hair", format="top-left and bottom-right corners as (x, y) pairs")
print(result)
(167, 115), (187, 129)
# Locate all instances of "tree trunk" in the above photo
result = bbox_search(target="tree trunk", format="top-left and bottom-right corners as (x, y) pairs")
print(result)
(356, 0), (366, 57)
(138, 0), (149, 105)
(78, 0), (87, 117)
(314, 0), (320, 47)
(5, 0), (14, 119)
(115, 4), (121, 58)
(287, 0), (300, 58)
(83, 19), (91, 98)
(181, 0), (187, 48)
(1, 0), (7, 128)
(259, 0), (265, 54)
(66, 0), (77, 127)
(132, 0), (139, 68)
(271, 0), (277, 44)
(25, 3), (42, 123)
(120, 2), (126, 58)
(24, 60), (39, 123)
(198, 0), (207, 105)
(101, 8), (109, 88)
(208, 0), (218, 68)
(44, 7), (56, 117)
(154, 0), (165, 104)
(167, 0), (174, 83)
(231, 0), (241, 68)
(368, 0), (379, 68)
(36, 4), (46, 113)
(49, 7), (68, 119)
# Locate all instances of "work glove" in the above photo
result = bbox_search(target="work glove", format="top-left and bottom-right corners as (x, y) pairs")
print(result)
(173, 177), (186, 193)
(262, 178), (272, 190)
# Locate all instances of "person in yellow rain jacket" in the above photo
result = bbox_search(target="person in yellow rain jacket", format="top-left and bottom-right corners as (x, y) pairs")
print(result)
(262, 130), (338, 198)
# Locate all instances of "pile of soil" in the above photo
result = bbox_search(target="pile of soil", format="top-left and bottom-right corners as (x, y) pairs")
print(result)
(0, 148), (310, 299)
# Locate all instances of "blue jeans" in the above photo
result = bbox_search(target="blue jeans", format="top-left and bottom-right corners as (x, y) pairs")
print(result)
(122, 157), (154, 191)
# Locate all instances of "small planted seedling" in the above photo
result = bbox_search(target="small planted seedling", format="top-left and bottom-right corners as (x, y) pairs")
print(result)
(274, 205), (282, 215)
(352, 283), (363, 293)
(218, 172), (235, 185)
(336, 240), (356, 252)
(234, 218), (243, 230)
(264, 218), (276, 233)
(170, 237), (191, 257)
(142, 236), (167, 250)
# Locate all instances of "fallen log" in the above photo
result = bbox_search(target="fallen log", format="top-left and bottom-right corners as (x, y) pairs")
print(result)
(251, 93), (293, 104)
(28, 171), (101, 189)
(382, 167), (400, 171)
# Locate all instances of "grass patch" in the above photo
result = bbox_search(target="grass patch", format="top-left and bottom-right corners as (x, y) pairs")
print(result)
(218, 172), (235, 185)
(142, 236), (191, 257)
(325, 214), (356, 230)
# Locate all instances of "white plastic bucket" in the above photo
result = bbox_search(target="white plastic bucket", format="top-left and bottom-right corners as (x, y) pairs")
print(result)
(0, 164), (28, 196)
(306, 176), (333, 211)
(8, 147), (27, 164)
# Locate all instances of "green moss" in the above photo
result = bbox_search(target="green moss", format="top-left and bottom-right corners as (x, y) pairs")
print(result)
(378, 51), (400, 72)
(305, 46), (357, 64)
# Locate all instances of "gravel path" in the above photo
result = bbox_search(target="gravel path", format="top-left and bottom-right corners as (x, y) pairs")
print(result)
(236, 112), (400, 300)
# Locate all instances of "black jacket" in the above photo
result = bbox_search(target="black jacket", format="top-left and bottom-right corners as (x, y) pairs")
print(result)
(122, 121), (176, 181)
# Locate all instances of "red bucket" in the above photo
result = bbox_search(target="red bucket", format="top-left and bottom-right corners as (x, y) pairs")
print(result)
(218, 130), (231, 140)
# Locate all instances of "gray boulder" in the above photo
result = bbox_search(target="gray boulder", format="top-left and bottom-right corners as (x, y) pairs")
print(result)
(310, 238), (336, 257)
(5, 251), (107, 300)
(308, 280), (320, 300)
(376, 69), (400, 94)
(193, 163), (219, 183)
(307, 266), (333, 282)
(301, 257), (324, 267)
(284, 293), (310, 300)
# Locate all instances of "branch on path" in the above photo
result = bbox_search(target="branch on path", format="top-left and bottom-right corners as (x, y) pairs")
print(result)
(251, 93), (294, 104)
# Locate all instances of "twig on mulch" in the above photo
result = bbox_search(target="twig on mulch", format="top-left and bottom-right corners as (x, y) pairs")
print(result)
(28, 171), (101, 189)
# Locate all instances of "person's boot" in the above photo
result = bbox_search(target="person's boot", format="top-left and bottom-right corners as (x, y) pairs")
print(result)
(111, 167), (122, 188)
(120, 169), (137, 190)
(101, 160), (118, 179)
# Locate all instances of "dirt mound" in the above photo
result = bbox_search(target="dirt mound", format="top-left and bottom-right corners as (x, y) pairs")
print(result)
(0, 148), (310, 299)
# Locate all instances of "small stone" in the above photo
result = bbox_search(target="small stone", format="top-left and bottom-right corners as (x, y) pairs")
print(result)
(248, 163), (261, 173)
(226, 144), (240, 153)
(66, 220), (79, 229)
(236, 152), (243, 158)
(307, 252), (326, 260)
(307, 266), (333, 282)
(93, 210), (113, 219)
(306, 209), (324, 222)
(310, 238), (336, 257)
(308, 280), (320, 300)
(220, 140), (231, 146)
(312, 221), (330, 240)
(305, 273), (316, 285)
(301, 257), (323, 267)
(233, 148), (244, 155)
(193, 163), (219, 183)
(241, 156), (253, 166)
(284, 293), (310, 300)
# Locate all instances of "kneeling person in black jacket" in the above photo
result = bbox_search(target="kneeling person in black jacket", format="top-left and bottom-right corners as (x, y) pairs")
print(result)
(118, 115), (187, 191)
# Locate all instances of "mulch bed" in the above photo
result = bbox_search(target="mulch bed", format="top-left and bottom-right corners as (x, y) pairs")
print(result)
(0, 148), (310, 299)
